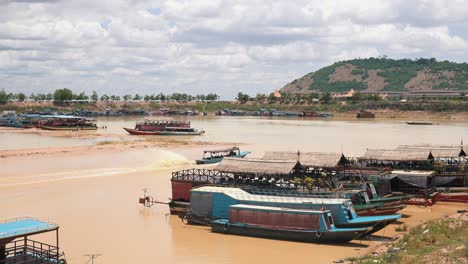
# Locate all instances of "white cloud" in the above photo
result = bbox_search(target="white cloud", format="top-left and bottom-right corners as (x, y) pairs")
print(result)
(0, 0), (468, 99)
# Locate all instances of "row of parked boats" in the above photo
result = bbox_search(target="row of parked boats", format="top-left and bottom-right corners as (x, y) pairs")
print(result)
(0, 114), (98, 130)
(138, 146), (436, 244)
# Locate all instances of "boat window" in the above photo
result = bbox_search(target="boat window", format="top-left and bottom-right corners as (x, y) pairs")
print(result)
(328, 214), (334, 226)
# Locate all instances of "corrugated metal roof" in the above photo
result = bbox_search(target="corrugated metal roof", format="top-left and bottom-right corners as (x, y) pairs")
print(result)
(215, 157), (300, 175)
(263, 151), (347, 168)
(192, 186), (348, 205)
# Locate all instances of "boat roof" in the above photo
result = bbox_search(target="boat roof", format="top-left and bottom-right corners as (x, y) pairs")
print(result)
(263, 151), (348, 168)
(230, 204), (330, 214)
(390, 170), (435, 176)
(215, 157), (301, 175)
(0, 217), (58, 240)
(192, 186), (349, 205)
(204, 147), (239, 153)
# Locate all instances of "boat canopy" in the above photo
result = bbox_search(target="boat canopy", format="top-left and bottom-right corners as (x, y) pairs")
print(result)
(215, 157), (302, 175)
(0, 217), (58, 241)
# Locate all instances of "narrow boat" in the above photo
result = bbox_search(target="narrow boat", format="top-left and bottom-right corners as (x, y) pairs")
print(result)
(38, 116), (98, 130)
(196, 147), (251, 164)
(406, 121), (433, 125)
(211, 204), (371, 243)
(244, 188), (405, 217)
(124, 127), (204, 135)
(187, 186), (400, 235)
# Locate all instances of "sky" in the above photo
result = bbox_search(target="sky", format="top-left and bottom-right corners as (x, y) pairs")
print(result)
(1, 0), (468, 99)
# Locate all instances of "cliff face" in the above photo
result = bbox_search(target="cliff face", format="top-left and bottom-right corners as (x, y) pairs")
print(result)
(280, 58), (468, 93)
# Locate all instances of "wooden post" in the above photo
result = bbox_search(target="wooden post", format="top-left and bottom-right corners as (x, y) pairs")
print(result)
(56, 228), (60, 261)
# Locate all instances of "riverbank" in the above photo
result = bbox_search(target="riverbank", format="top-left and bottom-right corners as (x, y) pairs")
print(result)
(1, 101), (468, 121)
(347, 210), (468, 264)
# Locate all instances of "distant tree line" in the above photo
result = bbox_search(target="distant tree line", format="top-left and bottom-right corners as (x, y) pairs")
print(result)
(0, 88), (220, 104)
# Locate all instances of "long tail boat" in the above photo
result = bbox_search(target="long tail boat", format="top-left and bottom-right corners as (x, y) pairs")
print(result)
(195, 147), (251, 164)
(125, 127), (204, 135)
(211, 205), (371, 243)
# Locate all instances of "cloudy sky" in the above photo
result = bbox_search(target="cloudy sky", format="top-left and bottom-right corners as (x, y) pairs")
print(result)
(1, 0), (468, 99)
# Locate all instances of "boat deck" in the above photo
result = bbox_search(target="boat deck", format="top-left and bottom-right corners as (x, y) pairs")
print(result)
(0, 217), (58, 241)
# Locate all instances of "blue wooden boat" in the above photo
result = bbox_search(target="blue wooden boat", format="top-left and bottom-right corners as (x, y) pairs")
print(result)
(211, 204), (371, 243)
(195, 147), (251, 164)
(188, 186), (400, 236)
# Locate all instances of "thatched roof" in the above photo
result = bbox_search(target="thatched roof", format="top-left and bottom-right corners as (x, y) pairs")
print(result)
(262, 151), (347, 168)
(397, 145), (466, 158)
(360, 149), (431, 161)
(215, 157), (300, 175)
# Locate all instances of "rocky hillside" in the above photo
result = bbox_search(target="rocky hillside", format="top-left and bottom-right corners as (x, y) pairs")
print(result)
(281, 58), (468, 93)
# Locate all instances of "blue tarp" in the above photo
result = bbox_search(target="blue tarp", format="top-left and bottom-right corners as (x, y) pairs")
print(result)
(0, 218), (57, 240)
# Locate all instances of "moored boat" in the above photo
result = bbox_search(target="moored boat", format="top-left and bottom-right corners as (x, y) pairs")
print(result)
(38, 116), (97, 130)
(195, 147), (251, 164)
(187, 186), (400, 235)
(356, 110), (375, 118)
(211, 204), (371, 243)
(406, 121), (433, 125)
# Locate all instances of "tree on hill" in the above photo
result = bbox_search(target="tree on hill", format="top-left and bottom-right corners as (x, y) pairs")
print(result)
(133, 94), (142, 101)
(0, 90), (7, 104)
(123, 94), (132, 101)
(100, 94), (109, 101)
(53, 88), (74, 102)
(236, 92), (250, 103)
(91, 91), (99, 102)
(17, 93), (26, 101)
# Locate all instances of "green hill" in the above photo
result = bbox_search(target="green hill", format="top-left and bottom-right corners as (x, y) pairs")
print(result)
(280, 58), (468, 93)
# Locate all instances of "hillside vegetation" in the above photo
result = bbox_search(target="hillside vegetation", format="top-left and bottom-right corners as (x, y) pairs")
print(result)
(281, 58), (468, 93)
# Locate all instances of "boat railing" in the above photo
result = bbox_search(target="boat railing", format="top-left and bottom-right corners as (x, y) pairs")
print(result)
(1, 238), (60, 264)
(171, 168), (233, 183)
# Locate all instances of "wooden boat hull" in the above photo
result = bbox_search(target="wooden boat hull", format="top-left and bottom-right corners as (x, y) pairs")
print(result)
(433, 192), (468, 203)
(406, 121), (433, 125)
(357, 205), (405, 216)
(211, 220), (371, 243)
(40, 125), (97, 131)
(124, 127), (204, 135)
(335, 215), (400, 235)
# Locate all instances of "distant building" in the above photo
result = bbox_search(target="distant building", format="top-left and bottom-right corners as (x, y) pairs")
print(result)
(331, 89), (355, 99)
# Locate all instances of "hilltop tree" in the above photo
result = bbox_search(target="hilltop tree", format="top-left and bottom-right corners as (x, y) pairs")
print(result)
(133, 94), (142, 101)
(236, 92), (250, 103)
(53, 88), (74, 102)
(0, 90), (7, 103)
(91, 91), (99, 102)
(100, 94), (109, 101)
(123, 94), (132, 101)
(17, 93), (26, 101)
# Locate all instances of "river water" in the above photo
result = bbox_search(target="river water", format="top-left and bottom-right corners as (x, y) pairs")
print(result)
(1, 116), (468, 263)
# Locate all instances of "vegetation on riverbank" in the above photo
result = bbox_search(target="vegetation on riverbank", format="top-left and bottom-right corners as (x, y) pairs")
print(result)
(1, 100), (468, 115)
(348, 214), (468, 264)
